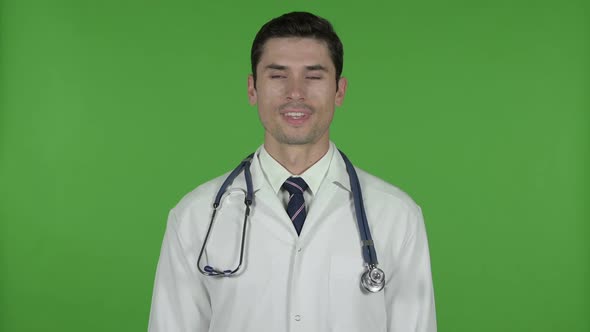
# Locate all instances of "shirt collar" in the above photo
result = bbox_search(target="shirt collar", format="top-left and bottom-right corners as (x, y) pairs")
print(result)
(257, 142), (336, 195)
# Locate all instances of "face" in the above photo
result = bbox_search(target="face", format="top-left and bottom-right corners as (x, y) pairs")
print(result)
(248, 37), (347, 147)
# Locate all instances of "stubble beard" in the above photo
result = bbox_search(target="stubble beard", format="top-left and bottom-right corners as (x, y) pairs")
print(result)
(271, 125), (324, 146)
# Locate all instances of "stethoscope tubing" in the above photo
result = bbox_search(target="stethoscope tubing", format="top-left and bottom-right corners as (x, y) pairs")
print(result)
(197, 155), (254, 276)
(338, 150), (378, 266)
(197, 150), (384, 292)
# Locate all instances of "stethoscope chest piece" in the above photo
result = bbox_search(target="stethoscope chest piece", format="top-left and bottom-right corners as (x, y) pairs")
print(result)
(361, 265), (385, 293)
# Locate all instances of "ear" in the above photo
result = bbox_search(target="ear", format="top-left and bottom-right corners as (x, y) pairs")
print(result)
(335, 77), (348, 106)
(247, 74), (257, 105)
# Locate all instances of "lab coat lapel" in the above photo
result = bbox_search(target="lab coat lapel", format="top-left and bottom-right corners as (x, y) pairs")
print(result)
(225, 147), (354, 245)
(298, 182), (341, 241)
(230, 150), (297, 245)
(298, 150), (352, 241)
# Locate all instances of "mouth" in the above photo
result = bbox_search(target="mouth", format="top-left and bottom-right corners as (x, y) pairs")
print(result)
(280, 108), (311, 125)
(279, 102), (314, 125)
(283, 111), (307, 119)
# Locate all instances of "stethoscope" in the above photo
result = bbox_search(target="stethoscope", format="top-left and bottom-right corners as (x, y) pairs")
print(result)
(196, 150), (385, 293)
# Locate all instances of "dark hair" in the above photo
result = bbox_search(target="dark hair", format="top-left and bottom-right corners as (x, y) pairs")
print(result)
(250, 12), (344, 85)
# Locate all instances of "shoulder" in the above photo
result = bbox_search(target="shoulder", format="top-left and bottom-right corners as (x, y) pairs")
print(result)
(170, 171), (232, 221)
(354, 166), (422, 217)
(167, 147), (262, 229)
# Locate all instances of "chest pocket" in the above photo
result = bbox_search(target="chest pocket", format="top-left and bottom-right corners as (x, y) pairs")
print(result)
(329, 255), (387, 332)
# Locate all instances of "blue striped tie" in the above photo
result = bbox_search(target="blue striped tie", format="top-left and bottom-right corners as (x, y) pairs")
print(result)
(282, 177), (309, 236)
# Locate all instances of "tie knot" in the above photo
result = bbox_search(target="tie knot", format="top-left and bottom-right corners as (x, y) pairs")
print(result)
(282, 177), (308, 195)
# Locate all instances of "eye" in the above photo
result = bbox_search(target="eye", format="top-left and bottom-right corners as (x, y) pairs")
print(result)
(270, 75), (286, 79)
(306, 76), (322, 80)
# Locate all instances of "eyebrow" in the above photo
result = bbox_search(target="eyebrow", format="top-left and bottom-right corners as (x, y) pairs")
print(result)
(265, 64), (287, 71)
(264, 64), (329, 72)
(305, 64), (328, 72)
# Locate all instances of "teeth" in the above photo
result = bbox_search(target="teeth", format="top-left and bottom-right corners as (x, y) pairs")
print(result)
(285, 112), (305, 118)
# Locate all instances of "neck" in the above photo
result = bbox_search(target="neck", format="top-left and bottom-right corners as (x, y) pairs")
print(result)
(264, 137), (330, 175)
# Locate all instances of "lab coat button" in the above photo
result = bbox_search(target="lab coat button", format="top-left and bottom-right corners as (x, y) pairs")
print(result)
(297, 247), (302, 252)
(294, 314), (301, 321)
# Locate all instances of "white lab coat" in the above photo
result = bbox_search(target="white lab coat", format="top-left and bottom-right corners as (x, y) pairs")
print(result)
(148, 147), (437, 332)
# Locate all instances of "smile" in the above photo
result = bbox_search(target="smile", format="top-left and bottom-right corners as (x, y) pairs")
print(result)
(281, 110), (311, 125)
(284, 112), (306, 119)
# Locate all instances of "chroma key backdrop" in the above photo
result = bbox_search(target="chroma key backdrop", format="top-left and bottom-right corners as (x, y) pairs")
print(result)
(0, 0), (588, 331)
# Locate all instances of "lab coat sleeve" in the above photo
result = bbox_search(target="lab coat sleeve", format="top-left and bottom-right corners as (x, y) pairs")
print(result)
(385, 207), (437, 332)
(148, 209), (211, 332)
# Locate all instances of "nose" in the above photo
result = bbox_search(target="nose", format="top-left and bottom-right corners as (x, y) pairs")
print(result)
(286, 77), (305, 101)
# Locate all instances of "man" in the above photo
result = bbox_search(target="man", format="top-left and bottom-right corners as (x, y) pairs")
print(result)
(148, 11), (436, 332)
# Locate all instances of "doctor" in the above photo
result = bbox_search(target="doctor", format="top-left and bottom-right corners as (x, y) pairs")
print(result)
(148, 11), (437, 332)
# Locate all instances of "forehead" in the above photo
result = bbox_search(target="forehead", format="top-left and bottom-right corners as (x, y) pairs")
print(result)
(258, 37), (334, 69)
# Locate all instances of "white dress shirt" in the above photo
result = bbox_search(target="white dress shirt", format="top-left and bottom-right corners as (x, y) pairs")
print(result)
(148, 142), (437, 332)
(257, 142), (334, 211)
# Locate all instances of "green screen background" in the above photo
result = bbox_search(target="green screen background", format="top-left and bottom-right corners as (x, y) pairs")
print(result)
(1, 0), (588, 331)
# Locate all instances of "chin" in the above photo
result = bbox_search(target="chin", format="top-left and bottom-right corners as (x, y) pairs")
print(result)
(276, 134), (315, 146)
